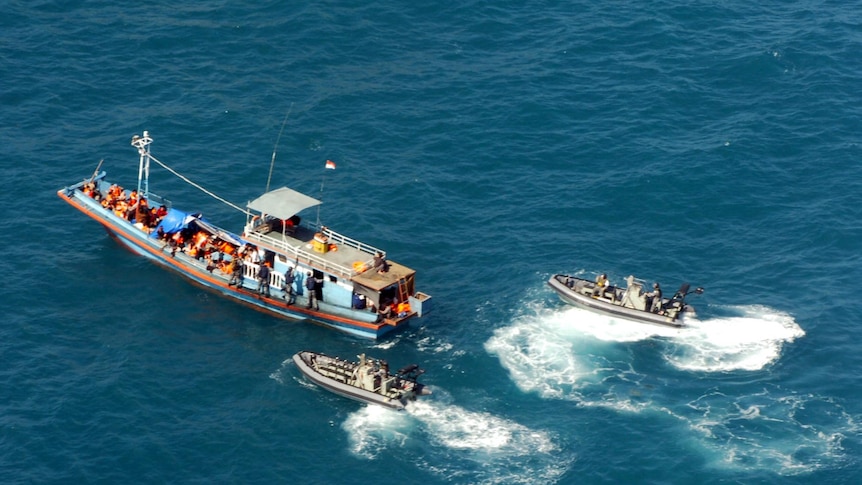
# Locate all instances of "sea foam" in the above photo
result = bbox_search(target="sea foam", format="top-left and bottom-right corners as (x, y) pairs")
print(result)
(342, 397), (571, 484)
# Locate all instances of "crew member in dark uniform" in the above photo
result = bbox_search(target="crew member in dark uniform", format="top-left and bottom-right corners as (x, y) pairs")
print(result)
(257, 262), (271, 297)
(282, 267), (296, 304)
(305, 272), (318, 310)
(647, 283), (662, 313)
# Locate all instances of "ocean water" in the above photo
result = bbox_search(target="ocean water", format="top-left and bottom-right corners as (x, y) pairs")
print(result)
(2, 1), (861, 483)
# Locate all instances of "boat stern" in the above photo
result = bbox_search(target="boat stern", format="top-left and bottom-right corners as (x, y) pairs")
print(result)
(408, 291), (432, 317)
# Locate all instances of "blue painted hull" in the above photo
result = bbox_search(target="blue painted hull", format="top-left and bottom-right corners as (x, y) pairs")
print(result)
(58, 175), (408, 340)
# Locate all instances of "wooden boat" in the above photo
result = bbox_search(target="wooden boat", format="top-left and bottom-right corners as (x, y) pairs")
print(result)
(548, 273), (703, 327)
(293, 351), (430, 410)
(57, 131), (432, 339)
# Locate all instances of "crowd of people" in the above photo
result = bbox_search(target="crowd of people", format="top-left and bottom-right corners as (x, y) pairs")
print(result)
(82, 182), (168, 230)
(81, 180), (413, 319)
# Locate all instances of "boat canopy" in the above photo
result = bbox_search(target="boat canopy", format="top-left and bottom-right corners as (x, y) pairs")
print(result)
(247, 187), (321, 220)
(191, 218), (245, 246)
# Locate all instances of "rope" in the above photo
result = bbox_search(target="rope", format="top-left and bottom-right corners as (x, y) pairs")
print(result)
(147, 153), (252, 216)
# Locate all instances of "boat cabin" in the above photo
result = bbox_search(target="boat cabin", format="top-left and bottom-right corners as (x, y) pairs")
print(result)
(240, 187), (430, 318)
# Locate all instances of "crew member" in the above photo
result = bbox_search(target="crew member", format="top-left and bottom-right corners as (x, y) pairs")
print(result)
(257, 262), (271, 297)
(282, 267), (296, 304)
(305, 272), (318, 310)
(647, 283), (662, 313)
(228, 257), (244, 287)
(593, 273), (609, 298)
(372, 251), (389, 274)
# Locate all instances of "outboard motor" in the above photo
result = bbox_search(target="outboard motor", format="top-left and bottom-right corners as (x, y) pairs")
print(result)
(672, 283), (704, 301)
(672, 283), (691, 301)
(672, 283), (704, 316)
(397, 364), (425, 380)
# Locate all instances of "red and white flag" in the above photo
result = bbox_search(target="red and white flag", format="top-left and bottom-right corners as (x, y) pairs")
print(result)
(325, 160), (336, 170)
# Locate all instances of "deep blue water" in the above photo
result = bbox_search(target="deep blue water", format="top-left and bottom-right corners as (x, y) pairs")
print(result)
(3, 1), (862, 483)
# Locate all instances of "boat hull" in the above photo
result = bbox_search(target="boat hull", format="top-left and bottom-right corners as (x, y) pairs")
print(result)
(58, 182), (405, 339)
(293, 351), (426, 411)
(548, 274), (691, 328)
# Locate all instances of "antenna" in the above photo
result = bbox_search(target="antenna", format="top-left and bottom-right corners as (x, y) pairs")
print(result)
(265, 103), (294, 193)
(317, 160), (336, 226)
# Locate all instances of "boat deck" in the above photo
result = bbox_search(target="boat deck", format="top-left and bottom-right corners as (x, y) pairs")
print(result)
(294, 351), (428, 410)
(548, 274), (688, 328)
(248, 224), (415, 292)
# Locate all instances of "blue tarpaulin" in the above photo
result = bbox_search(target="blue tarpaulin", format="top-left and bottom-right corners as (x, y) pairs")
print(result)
(149, 209), (245, 247)
(149, 208), (189, 237)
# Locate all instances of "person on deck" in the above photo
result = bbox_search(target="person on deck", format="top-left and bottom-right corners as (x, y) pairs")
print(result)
(397, 300), (412, 318)
(593, 273), (609, 298)
(155, 205), (168, 222)
(305, 272), (318, 310)
(372, 251), (390, 274)
(257, 262), (271, 297)
(205, 252), (216, 273)
(135, 199), (150, 227)
(378, 300), (395, 319)
(228, 257), (244, 287)
(169, 232), (184, 257)
(282, 267), (296, 304)
(647, 283), (663, 313)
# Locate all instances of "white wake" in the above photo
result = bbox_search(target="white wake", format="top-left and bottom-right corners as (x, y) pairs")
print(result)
(342, 396), (572, 484)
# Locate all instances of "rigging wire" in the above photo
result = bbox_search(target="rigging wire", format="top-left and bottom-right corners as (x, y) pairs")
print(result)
(147, 152), (252, 216)
(266, 103), (294, 194)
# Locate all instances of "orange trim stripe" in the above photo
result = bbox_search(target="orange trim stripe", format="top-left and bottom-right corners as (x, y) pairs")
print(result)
(57, 190), (396, 333)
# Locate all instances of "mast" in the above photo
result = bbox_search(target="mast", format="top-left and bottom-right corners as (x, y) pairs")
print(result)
(131, 131), (153, 200)
(266, 104), (293, 194)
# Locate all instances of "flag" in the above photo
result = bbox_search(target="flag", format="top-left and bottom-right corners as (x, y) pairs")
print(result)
(325, 160), (336, 170)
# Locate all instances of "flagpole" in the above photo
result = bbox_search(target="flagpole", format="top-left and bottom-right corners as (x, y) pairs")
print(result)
(317, 160), (335, 227)
(317, 170), (325, 226)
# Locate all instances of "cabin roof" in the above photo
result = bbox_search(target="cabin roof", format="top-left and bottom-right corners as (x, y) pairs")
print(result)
(247, 187), (321, 220)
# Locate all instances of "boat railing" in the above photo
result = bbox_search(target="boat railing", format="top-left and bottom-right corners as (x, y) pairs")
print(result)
(243, 230), (358, 279)
(73, 175), (173, 211)
(143, 192), (171, 210)
(241, 261), (348, 294)
(309, 223), (383, 257)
